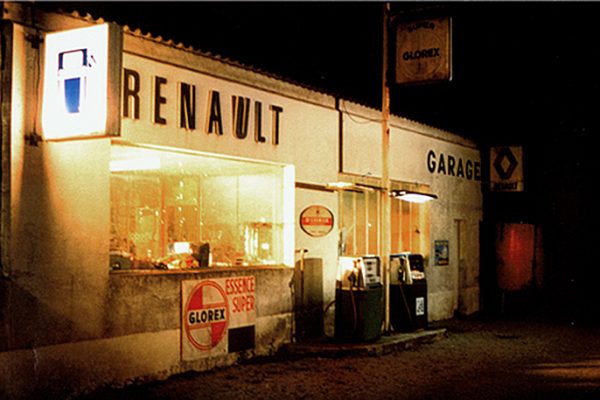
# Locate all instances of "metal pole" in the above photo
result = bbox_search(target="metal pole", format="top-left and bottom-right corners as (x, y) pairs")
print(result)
(381, 2), (392, 334)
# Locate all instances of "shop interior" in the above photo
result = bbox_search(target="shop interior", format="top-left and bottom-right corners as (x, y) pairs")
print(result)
(109, 144), (287, 270)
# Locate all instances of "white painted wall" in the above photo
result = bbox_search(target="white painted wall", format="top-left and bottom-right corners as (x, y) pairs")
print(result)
(295, 187), (339, 333)
(10, 23), (111, 340)
(339, 101), (483, 321)
(120, 54), (339, 186)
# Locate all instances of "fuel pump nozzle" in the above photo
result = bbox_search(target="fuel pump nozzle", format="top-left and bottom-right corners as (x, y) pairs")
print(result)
(348, 258), (362, 288)
(401, 256), (413, 285)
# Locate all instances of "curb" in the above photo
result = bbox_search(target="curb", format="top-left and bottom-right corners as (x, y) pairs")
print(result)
(281, 328), (447, 358)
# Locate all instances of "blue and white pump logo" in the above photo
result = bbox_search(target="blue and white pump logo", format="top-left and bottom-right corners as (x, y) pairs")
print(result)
(58, 48), (95, 114)
(42, 24), (120, 140)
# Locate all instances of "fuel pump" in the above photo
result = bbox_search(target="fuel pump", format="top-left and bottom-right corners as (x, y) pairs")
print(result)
(334, 256), (383, 342)
(390, 253), (428, 332)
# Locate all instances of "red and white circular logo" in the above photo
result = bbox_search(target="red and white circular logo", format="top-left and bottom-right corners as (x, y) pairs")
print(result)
(300, 205), (334, 237)
(184, 280), (229, 351)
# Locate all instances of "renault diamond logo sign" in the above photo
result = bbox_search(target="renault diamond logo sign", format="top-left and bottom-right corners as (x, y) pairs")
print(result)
(490, 146), (524, 192)
(493, 146), (518, 180)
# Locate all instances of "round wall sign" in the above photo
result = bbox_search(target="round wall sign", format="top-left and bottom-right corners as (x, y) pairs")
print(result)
(300, 205), (334, 237)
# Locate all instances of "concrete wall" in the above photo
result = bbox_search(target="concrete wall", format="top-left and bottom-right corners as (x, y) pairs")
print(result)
(1, 266), (293, 399)
(426, 139), (482, 319)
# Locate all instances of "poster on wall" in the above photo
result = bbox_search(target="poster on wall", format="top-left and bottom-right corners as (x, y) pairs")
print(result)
(434, 240), (449, 266)
(181, 276), (256, 361)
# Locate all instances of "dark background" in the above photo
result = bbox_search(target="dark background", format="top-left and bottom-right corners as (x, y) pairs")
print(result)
(37, 1), (598, 323)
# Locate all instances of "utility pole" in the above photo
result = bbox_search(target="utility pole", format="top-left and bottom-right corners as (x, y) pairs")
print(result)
(381, 2), (392, 334)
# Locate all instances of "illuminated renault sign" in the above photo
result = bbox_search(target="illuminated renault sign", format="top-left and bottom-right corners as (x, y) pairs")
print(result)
(42, 23), (122, 140)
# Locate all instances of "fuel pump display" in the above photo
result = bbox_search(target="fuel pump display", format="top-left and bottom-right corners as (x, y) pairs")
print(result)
(334, 256), (383, 342)
(390, 253), (428, 332)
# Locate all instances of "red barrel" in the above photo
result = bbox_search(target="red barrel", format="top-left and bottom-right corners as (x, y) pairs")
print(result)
(496, 223), (543, 291)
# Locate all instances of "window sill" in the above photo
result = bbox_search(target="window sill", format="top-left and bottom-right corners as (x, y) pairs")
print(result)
(109, 264), (289, 276)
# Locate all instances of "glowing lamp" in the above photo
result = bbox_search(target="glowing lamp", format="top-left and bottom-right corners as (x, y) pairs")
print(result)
(326, 182), (377, 192)
(391, 190), (438, 203)
(326, 181), (355, 190)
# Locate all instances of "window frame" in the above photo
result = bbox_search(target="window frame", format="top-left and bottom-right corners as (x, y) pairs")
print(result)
(109, 143), (292, 271)
(337, 177), (431, 260)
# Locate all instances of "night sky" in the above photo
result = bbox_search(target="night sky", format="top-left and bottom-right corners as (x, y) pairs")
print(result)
(39, 2), (600, 143)
(37, 2), (599, 319)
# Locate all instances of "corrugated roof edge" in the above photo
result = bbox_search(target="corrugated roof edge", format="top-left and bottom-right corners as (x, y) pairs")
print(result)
(118, 15), (479, 149)
(119, 13), (478, 149)
(117, 15), (475, 147)
(4, 3), (333, 105)
(121, 25), (338, 107)
(7, 3), (478, 149)
(340, 100), (479, 149)
(121, 25), (334, 98)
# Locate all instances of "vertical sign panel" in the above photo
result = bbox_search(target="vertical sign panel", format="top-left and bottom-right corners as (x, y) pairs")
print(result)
(42, 23), (122, 140)
(490, 146), (524, 192)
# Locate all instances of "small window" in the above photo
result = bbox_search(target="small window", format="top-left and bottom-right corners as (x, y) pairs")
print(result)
(339, 189), (380, 256)
(109, 145), (289, 270)
(391, 190), (431, 258)
(339, 183), (431, 259)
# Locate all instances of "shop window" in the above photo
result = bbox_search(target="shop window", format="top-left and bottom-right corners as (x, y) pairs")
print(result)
(109, 144), (291, 271)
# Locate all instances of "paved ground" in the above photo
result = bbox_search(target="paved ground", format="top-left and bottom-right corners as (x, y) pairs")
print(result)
(77, 317), (600, 400)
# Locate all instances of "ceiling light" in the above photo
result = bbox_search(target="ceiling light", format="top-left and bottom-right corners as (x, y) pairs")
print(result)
(326, 181), (355, 190)
(391, 190), (438, 203)
(326, 182), (378, 192)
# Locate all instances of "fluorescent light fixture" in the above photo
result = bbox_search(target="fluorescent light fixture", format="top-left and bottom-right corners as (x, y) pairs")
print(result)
(327, 181), (355, 190)
(109, 156), (161, 172)
(326, 182), (377, 191)
(391, 190), (438, 203)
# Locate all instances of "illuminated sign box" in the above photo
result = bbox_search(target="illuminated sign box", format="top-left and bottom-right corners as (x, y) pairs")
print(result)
(42, 23), (122, 140)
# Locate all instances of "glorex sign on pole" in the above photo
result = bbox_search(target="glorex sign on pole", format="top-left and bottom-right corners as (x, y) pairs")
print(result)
(395, 16), (452, 85)
(182, 276), (256, 361)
